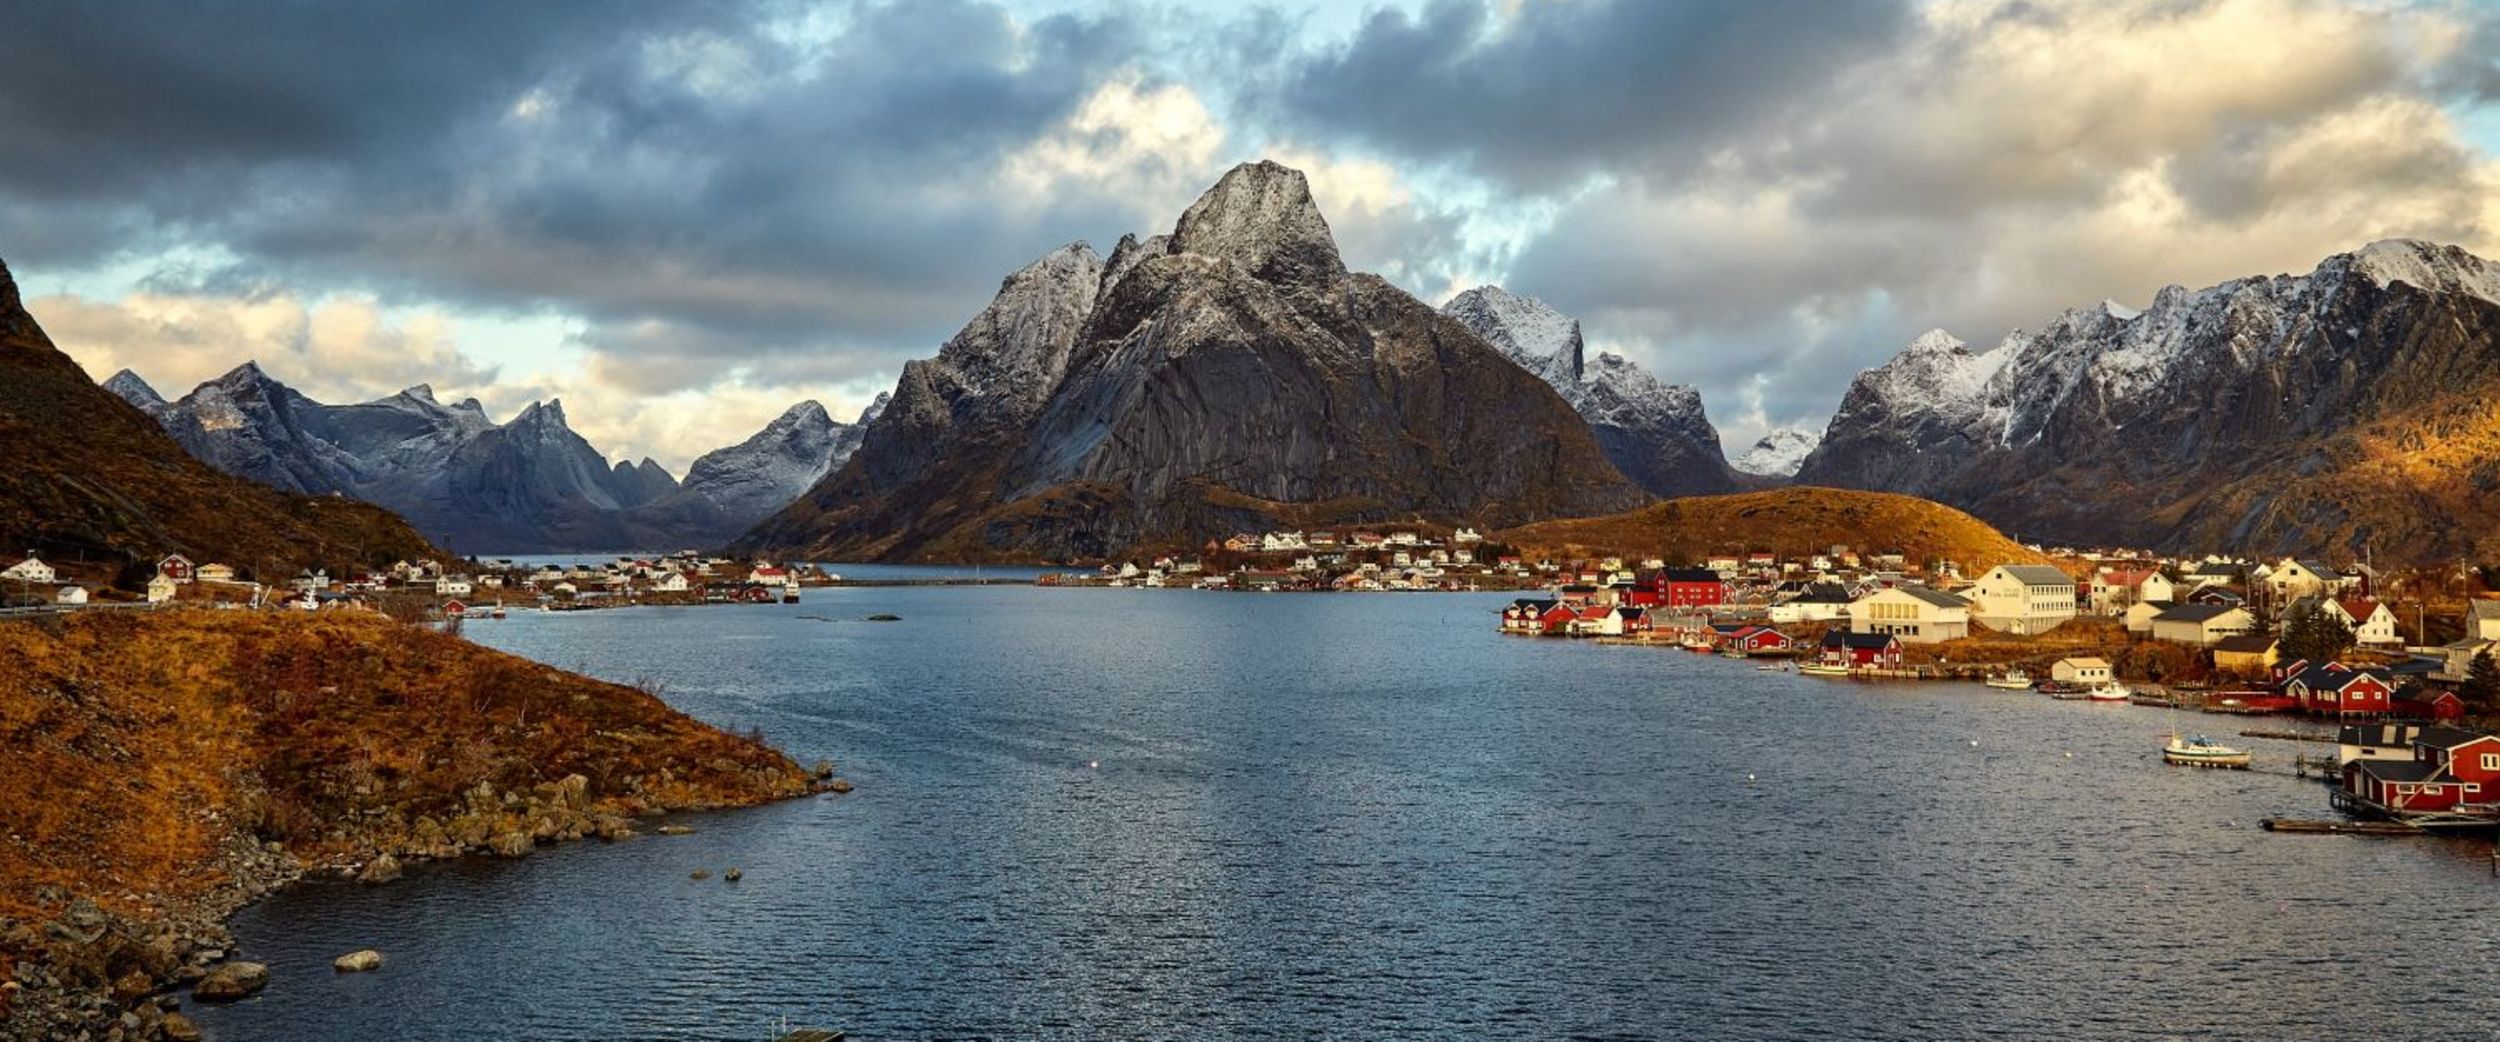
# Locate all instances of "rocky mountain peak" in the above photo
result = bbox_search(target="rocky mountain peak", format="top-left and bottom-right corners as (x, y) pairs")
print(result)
(1439, 283), (1732, 498)
(857, 392), (890, 427)
(103, 369), (166, 408)
(1167, 160), (1345, 289)
(1732, 427), (1821, 478)
(770, 399), (832, 433)
(2335, 238), (2500, 303)
(398, 383), (438, 405)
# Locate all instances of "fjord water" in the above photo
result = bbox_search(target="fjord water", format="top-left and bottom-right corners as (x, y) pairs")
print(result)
(202, 589), (2498, 1040)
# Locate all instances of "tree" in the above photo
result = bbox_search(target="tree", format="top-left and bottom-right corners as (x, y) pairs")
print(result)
(2463, 650), (2500, 710)
(2279, 602), (2355, 664)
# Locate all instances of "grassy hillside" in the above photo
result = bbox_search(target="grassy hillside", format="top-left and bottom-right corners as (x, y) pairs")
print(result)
(1496, 486), (2051, 570)
(0, 255), (446, 582)
(0, 609), (813, 924)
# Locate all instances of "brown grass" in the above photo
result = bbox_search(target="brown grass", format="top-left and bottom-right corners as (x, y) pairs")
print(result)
(0, 610), (809, 923)
(1496, 486), (2050, 570)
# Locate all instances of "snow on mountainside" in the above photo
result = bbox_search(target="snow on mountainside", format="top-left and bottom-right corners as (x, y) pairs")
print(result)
(1441, 285), (1734, 497)
(1732, 427), (1820, 477)
(1795, 238), (2500, 562)
(665, 399), (870, 530)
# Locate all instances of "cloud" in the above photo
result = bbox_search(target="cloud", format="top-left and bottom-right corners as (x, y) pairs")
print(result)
(1426, 0), (2500, 444)
(37, 290), (499, 406)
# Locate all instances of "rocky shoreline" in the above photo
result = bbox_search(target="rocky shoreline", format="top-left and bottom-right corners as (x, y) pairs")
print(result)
(3, 765), (846, 1042)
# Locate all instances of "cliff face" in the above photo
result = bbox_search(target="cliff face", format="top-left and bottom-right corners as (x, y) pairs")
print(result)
(0, 255), (445, 577)
(739, 161), (1646, 561)
(1441, 285), (1736, 497)
(1795, 240), (2500, 563)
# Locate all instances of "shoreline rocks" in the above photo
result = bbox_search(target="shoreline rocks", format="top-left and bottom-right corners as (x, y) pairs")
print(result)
(332, 950), (382, 973)
(191, 961), (268, 1001)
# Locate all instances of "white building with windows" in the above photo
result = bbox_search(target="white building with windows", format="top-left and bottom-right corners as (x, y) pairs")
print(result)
(1967, 565), (2077, 636)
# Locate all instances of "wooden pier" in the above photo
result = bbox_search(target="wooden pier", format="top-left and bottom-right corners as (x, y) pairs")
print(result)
(2239, 729), (2335, 743)
(2262, 818), (2424, 836)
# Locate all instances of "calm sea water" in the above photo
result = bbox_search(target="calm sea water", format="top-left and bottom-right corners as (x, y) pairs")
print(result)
(199, 589), (2500, 1040)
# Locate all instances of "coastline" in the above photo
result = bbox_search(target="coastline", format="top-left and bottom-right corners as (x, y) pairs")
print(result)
(0, 610), (843, 1042)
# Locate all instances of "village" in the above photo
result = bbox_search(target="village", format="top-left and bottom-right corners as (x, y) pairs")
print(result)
(1041, 527), (1561, 591)
(1495, 542), (2500, 832)
(0, 549), (832, 619)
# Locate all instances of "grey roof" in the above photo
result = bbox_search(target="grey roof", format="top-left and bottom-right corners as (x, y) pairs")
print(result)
(2294, 558), (2343, 578)
(2356, 759), (2442, 783)
(2155, 603), (2241, 623)
(2338, 723), (2421, 747)
(1823, 631), (1898, 650)
(1995, 565), (2073, 586)
(2414, 726), (2497, 750)
(1888, 584), (1969, 610)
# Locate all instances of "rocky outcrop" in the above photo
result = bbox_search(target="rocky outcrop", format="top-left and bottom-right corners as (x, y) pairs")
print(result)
(1732, 427), (1820, 478)
(638, 400), (871, 545)
(1441, 286), (1736, 497)
(1794, 240), (2500, 562)
(738, 161), (1645, 561)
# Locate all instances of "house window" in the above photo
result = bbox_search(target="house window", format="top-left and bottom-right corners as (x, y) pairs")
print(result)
(2482, 753), (2499, 773)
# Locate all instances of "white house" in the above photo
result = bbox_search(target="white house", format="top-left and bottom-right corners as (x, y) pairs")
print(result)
(1967, 564), (2077, 636)
(3, 555), (55, 584)
(145, 574), (177, 604)
(2265, 558), (2351, 602)
(2050, 657), (2112, 684)
(2089, 566), (2175, 614)
(2316, 596), (2402, 647)
(2151, 604), (2255, 646)
(2123, 600), (2171, 635)
(651, 572), (689, 593)
(54, 585), (88, 606)
(1844, 585), (1971, 644)
(437, 577), (474, 597)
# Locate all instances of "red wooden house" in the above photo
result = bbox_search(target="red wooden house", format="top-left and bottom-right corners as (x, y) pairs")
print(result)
(2393, 690), (2468, 722)
(442, 599), (468, 617)
(1819, 631), (1901, 669)
(2285, 663), (2395, 717)
(2343, 726), (2500, 814)
(1628, 568), (1725, 609)
(158, 554), (195, 584)
(1723, 625), (1793, 655)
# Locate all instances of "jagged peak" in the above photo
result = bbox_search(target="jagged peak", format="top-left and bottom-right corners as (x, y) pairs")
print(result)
(103, 368), (164, 406)
(2333, 238), (2500, 303)
(1001, 241), (1102, 291)
(1902, 329), (1966, 355)
(858, 392), (890, 426)
(514, 398), (567, 428)
(1168, 160), (1345, 288)
(397, 383), (438, 404)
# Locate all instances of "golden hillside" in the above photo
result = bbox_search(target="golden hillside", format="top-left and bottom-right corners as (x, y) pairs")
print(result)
(1496, 486), (2051, 570)
(0, 610), (813, 930)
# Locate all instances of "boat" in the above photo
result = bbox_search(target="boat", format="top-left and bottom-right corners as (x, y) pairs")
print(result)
(1754, 662), (1791, 673)
(1983, 670), (2033, 690)
(2086, 682), (2131, 702)
(489, 603), (507, 619)
(1798, 662), (1851, 677)
(2164, 732), (2252, 768)
(2129, 690), (2178, 708)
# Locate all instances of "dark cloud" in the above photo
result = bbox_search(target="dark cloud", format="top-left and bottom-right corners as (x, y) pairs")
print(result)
(0, 0), (1163, 391)
(1279, 0), (1914, 191)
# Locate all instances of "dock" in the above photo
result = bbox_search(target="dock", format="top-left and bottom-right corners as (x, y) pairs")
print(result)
(2262, 818), (2424, 836)
(2239, 729), (2335, 743)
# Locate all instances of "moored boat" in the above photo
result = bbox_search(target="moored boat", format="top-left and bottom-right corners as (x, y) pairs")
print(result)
(1983, 669), (2033, 690)
(2086, 682), (2131, 702)
(1798, 662), (1850, 677)
(2164, 732), (2252, 768)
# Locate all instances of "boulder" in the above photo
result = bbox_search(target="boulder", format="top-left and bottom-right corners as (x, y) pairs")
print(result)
(162, 1013), (203, 1042)
(723, 868), (742, 882)
(333, 949), (383, 973)
(811, 760), (836, 780)
(489, 831), (534, 858)
(357, 853), (403, 885)
(828, 779), (854, 794)
(192, 961), (269, 1001)
(689, 869), (712, 880)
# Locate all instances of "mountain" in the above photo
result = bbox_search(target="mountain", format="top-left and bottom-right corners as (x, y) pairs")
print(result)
(1794, 240), (2500, 563)
(108, 368), (699, 553)
(627, 399), (875, 547)
(1441, 286), (1736, 497)
(1732, 427), (1820, 478)
(738, 160), (1647, 562)
(0, 255), (445, 577)
(1495, 486), (2050, 569)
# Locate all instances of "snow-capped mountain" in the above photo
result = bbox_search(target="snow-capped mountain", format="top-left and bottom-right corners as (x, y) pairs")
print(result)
(1441, 285), (1735, 497)
(1795, 239), (2500, 561)
(654, 399), (871, 532)
(1732, 427), (1820, 478)
(738, 160), (1644, 562)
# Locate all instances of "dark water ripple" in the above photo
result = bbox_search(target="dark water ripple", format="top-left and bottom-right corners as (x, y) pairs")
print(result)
(195, 589), (2500, 1040)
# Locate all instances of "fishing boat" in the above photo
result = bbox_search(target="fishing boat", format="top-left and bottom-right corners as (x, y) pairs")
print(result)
(2086, 682), (2132, 702)
(1983, 669), (2034, 690)
(2163, 732), (2252, 768)
(489, 603), (507, 619)
(2037, 681), (2091, 700)
(1754, 662), (1791, 673)
(1797, 662), (1851, 677)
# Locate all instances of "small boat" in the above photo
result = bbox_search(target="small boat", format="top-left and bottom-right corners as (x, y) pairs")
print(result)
(1797, 662), (1850, 677)
(1754, 662), (1790, 673)
(1983, 670), (2034, 690)
(2164, 732), (2252, 768)
(489, 603), (507, 619)
(2086, 682), (2131, 702)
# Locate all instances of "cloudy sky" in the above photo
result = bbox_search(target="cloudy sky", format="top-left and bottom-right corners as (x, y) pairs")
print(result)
(5, 0), (2497, 470)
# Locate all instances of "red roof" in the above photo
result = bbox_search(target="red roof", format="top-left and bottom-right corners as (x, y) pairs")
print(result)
(2336, 596), (2382, 621)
